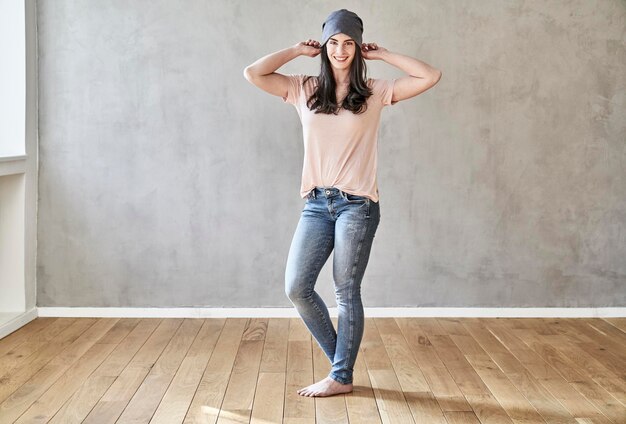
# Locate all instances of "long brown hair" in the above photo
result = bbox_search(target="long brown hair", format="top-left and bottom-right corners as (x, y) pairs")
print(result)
(303, 44), (372, 115)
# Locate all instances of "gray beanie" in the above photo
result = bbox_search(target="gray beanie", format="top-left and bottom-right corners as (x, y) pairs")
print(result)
(321, 9), (363, 47)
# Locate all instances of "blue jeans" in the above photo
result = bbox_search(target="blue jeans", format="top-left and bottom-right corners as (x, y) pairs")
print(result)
(285, 186), (381, 385)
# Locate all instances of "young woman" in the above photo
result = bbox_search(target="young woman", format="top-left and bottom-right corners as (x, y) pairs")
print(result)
(244, 9), (441, 397)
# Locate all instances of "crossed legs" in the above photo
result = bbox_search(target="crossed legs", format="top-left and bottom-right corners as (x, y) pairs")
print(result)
(285, 197), (379, 396)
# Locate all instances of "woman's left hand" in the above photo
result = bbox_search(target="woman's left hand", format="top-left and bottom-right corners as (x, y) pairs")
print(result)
(361, 42), (387, 60)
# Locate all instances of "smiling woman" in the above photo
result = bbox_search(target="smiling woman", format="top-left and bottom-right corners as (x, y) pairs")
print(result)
(243, 8), (441, 398)
(305, 30), (372, 115)
(327, 35), (356, 65)
(300, 9), (372, 115)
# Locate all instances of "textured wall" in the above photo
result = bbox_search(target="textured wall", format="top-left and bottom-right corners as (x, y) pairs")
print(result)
(37, 0), (626, 308)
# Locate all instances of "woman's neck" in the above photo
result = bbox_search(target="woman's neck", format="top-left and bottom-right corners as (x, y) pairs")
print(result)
(332, 69), (350, 86)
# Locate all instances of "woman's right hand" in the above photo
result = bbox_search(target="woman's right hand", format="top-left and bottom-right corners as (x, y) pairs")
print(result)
(295, 39), (321, 57)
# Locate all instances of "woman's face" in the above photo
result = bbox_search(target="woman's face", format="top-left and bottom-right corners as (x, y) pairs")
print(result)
(325, 33), (357, 71)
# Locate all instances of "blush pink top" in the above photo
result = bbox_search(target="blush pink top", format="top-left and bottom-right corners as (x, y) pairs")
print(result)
(282, 74), (396, 202)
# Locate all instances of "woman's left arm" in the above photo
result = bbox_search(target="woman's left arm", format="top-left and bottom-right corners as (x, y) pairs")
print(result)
(362, 43), (442, 103)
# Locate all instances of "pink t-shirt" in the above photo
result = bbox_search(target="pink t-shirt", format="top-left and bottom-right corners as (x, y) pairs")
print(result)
(282, 74), (396, 202)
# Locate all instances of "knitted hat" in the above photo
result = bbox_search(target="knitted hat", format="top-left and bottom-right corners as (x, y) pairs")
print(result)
(321, 9), (363, 47)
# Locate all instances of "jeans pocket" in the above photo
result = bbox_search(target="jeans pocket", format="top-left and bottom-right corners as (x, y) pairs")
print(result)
(342, 191), (369, 204)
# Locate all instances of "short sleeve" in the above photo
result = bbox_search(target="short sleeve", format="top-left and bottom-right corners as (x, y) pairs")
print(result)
(371, 78), (397, 106)
(282, 74), (305, 105)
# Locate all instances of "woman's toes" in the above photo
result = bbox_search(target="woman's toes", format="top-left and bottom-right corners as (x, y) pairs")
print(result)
(299, 387), (311, 396)
(297, 384), (311, 393)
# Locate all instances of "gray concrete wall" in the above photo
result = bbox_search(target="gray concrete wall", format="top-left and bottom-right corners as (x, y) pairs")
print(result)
(37, 0), (626, 308)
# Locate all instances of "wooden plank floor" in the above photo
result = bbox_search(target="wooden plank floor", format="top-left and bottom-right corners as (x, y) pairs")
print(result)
(0, 317), (624, 423)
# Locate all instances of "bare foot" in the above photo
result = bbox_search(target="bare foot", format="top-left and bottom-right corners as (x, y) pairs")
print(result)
(297, 376), (353, 397)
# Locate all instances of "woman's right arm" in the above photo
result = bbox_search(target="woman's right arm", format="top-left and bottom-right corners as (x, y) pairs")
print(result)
(243, 40), (321, 98)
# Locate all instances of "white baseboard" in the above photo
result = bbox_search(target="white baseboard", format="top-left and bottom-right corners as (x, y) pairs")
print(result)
(0, 307), (38, 339)
(36, 307), (625, 318)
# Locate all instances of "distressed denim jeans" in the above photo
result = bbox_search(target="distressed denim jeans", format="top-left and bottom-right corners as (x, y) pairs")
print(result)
(285, 186), (380, 385)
